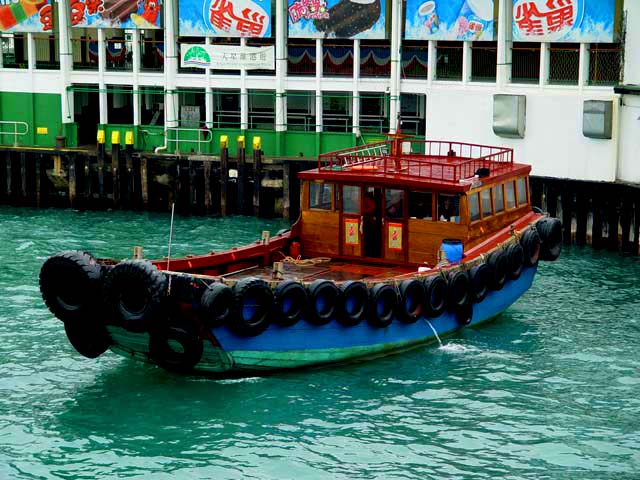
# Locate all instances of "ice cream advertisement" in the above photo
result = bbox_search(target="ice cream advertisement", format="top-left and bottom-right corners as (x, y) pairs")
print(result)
(179, 0), (271, 37)
(288, 0), (386, 39)
(69, 0), (162, 29)
(405, 0), (494, 41)
(0, 0), (53, 33)
(512, 0), (614, 43)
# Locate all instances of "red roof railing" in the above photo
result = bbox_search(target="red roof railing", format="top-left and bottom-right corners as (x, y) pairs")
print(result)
(318, 139), (514, 183)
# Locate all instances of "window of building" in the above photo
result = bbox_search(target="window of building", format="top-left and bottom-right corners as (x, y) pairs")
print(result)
(343, 185), (360, 214)
(549, 43), (579, 85)
(506, 181), (516, 209)
(287, 92), (314, 132)
(436, 41), (463, 81)
(107, 85), (133, 124)
(409, 191), (433, 219)
(493, 185), (505, 213)
(141, 87), (164, 126)
(309, 182), (333, 210)
(323, 92), (351, 132)
(481, 189), (492, 218)
(511, 42), (540, 84)
(438, 193), (460, 223)
(385, 189), (404, 218)
(469, 193), (480, 222)
(517, 177), (528, 206)
(471, 41), (497, 82)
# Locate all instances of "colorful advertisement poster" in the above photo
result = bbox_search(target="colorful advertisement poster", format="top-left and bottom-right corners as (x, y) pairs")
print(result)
(388, 223), (402, 250)
(70, 0), (162, 29)
(405, 0), (494, 41)
(288, 0), (386, 39)
(513, 0), (615, 43)
(344, 219), (360, 245)
(181, 44), (275, 69)
(0, 0), (53, 33)
(179, 0), (271, 37)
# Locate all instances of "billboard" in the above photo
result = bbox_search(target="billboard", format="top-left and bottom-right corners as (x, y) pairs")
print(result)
(405, 0), (494, 41)
(69, 0), (162, 29)
(179, 0), (271, 37)
(0, 0), (53, 33)
(513, 0), (615, 43)
(181, 44), (274, 69)
(288, 0), (386, 39)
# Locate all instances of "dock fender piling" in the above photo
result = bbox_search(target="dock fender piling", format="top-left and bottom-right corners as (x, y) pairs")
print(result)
(469, 263), (491, 303)
(454, 303), (473, 326)
(506, 243), (525, 280)
(39, 250), (103, 323)
(398, 279), (425, 324)
(367, 284), (398, 328)
(338, 281), (368, 326)
(520, 228), (541, 266)
(447, 270), (470, 309)
(63, 320), (112, 359)
(422, 275), (447, 318)
(200, 282), (233, 328)
(273, 280), (307, 327)
(487, 250), (508, 291)
(230, 278), (274, 336)
(536, 217), (562, 261)
(307, 280), (340, 326)
(149, 326), (203, 372)
(103, 260), (167, 333)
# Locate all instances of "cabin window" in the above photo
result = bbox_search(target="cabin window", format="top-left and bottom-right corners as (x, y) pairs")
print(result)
(517, 177), (528, 206)
(409, 191), (433, 219)
(469, 193), (481, 222)
(493, 185), (505, 213)
(309, 182), (333, 210)
(506, 181), (517, 209)
(385, 189), (404, 218)
(438, 194), (460, 223)
(343, 185), (361, 214)
(481, 189), (492, 218)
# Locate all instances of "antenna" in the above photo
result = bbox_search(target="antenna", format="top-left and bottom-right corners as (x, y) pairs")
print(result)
(166, 202), (175, 294)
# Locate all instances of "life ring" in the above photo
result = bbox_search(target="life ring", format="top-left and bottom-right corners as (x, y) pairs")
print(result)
(447, 270), (470, 309)
(536, 217), (562, 261)
(338, 281), (368, 326)
(200, 282), (233, 328)
(230, 277), (273, 336)
(307, 279), (340, 325)
(469, 263), (491, 303)
(506, 243), (525, 280)
(63, 320), (111, 359)
(486, 250), (508, 291)
(455, 304), (473, 326)
(423, 275), (447, 318)
(398, 279), (425, 323)
(273, 280), (307, 327)
(103, 260), (167, 333)
(520, 228), (541, 266)
(368, 283), (398, 328)
(149, 326), (203, 372)
(39, 250), (103, 323)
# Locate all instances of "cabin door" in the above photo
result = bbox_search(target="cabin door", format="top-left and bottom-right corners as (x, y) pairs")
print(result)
(382, 188), (406, 262)
(341, 185), (364, 257)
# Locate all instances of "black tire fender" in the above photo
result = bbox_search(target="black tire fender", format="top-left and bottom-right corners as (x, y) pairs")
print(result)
(398, 279), (425, 324)
(469, 263), (491, 303)
(39, 250), (102, 323)
(455, 303), (473, 326)
(149, 326), (203, 372)
(447, 270), (470, 309)
(520, 228), (541, 266)
(103, 260), (167, 332)
(338, 281), (368, 326)
(230, 277), (273, 336)
(307, 279), (340, 325)
(200, 282), (233, 328)
(63, 320), (111, 359)
(536, 217), (562, 261)
(423, 275), (447, 318)
(273, 280), (307, 327)
(367, 283), (398, 328)
(487, 250), (508, 291)
(506, 243), (525, 280)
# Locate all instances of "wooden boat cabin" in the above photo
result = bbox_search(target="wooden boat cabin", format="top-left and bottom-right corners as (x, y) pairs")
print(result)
(296, 136), (532, 267)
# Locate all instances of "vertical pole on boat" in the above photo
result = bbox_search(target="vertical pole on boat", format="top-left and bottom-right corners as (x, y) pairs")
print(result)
(166, 202), (175, 294)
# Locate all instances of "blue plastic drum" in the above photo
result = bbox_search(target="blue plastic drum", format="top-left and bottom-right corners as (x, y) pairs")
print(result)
(441, 239), (463, 263)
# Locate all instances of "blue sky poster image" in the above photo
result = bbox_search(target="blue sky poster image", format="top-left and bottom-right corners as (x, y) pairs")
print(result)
(405, 0), (495, 41)
(179, 0), (271, 37)
(513, 0), (614, 42)
(288, 0), (386, 39)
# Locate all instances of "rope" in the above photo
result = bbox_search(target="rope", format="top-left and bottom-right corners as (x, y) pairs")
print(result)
(280, 255), (331, 266)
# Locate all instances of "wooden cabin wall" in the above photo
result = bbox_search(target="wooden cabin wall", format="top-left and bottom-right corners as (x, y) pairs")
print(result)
(300, 210), (340, 257)
(408, 220), (468, 265)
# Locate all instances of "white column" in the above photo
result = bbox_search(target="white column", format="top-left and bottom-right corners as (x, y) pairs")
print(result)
(539, 42), (550, 87)
(57, 0), (73, 124)
(132, 31), (141, 125)
(388, 0), (402, 133)
(462, 40), (472, 84)
(352, 39), (360, 137)
(275, 0), (286, 132)
(240, 37), (248, 130)
(97, 29), (107, 124)
(427, 40), (436, 86)
(27, 33), (36, 70)
(496, 0), (512, 88)
(578, 42), (590, 89)
(315, 39), (322, 133)
(164, 0), (179, 129)
(0, 35), (4, 68)
(205, 37), (214, 128)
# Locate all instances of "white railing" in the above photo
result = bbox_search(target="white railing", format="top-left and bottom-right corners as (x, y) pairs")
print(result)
(154, 126), (214, 154)
(0, 121), (29, 146)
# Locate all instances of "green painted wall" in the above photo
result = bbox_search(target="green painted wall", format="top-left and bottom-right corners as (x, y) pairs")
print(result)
(0, 92), (63, 148)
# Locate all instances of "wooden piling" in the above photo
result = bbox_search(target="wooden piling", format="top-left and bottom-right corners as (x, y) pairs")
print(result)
(124, 148), (133, 208)
(620, 192), (632, 255)
(546, 182), (558, 219)
(561, 185), (572, 245)
(633, 198), (640, 256)
(203, 159), (212, 214)
(237, 140), (246, 215)
(575, 188), (588, 247)
(606, 195), (619, 252)
(6, 152), (12, 200)
(97, 148), (105, 203)
(19, 152), (27, 199)
(35, 155), (41, 208)
(220, 147), (229, 216)
(591, 192), (603, 250)
(68, 154), (77, 209)
(253, 147), (262, 217)
(112, 145), (120, 208)
(282, 160), (290, 219)
(140, 157), (149, 208)
(189, 160), (198, 212)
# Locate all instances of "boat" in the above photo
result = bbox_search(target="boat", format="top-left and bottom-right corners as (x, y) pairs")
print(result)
(39, 135), (562, 375)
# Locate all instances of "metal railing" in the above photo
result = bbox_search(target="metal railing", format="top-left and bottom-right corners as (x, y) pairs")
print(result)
(0, 121), (29, 146)
(156, 126), (214, 154)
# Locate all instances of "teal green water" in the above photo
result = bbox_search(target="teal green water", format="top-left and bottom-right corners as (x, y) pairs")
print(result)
(1, 206), (639, 479)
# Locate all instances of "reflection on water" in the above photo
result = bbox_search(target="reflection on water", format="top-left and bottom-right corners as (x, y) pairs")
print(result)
(0, 206), (639, 479)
